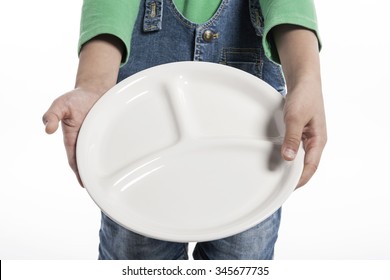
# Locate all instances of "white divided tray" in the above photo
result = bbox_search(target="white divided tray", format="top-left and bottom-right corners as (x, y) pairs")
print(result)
(77, 61), (304, 242)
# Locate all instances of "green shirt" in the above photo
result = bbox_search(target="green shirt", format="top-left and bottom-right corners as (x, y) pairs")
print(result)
(79, 0), (320, 64)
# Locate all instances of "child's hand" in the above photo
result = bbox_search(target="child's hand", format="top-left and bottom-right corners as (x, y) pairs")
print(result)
(281, 81), (327, 188)
(42, 88), (102, 186)
(42, 34), (123, 186)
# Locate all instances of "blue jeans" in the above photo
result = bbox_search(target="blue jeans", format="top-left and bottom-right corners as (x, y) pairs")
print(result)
(98, 209), (281, 260)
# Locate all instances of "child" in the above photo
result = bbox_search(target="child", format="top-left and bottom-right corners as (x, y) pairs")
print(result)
(42, 0), (326, 259)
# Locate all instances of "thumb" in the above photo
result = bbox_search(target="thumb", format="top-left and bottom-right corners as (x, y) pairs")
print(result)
(43, 99), (69, 134)
(282, 118), (303, 161)
(42, 111), (60, 134)
(42, 97), (69, 134)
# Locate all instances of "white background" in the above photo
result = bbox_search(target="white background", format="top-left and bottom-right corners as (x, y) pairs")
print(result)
(1, 0), (389, 259)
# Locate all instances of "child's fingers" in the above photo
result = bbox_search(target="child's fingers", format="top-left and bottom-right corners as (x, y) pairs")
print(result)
(297, 143), (322, 188)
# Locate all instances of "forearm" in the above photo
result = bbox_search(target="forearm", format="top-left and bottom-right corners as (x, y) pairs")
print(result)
(75, 34), (124, 95)
(272, 24), (321, 92)
(272, 24), (326, 187)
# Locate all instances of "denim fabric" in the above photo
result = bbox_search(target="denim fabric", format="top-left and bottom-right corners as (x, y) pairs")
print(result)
(99, 213), (189, 260)
(117, 0), (286, 94)
(99, 209), (281, 260)
(100, 0), (285, 260)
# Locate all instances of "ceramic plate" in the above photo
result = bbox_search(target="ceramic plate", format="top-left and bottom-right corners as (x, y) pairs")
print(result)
(77, 62), (304, 242)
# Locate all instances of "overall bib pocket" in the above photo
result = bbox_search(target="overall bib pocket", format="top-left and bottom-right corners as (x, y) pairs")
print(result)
(220, 48), (262, 78)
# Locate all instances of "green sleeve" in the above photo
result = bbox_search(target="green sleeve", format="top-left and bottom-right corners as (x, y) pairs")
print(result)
(78, 0), (141, 65)
(259, 0), (321, 64)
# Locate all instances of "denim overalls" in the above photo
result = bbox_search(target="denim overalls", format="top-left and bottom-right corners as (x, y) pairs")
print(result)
(99, 0), (283, 260)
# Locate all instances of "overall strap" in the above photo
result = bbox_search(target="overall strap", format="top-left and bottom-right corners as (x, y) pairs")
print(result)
(249, 0), (264, 36)
(144, 0), (163, 32)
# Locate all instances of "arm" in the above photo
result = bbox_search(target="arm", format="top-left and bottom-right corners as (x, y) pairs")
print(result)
(42, 34), (123, 186)
(273, 25), (327, 188)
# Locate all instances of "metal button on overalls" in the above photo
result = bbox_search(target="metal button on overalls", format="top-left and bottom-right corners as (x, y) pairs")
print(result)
(202, 30), (215, 42)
